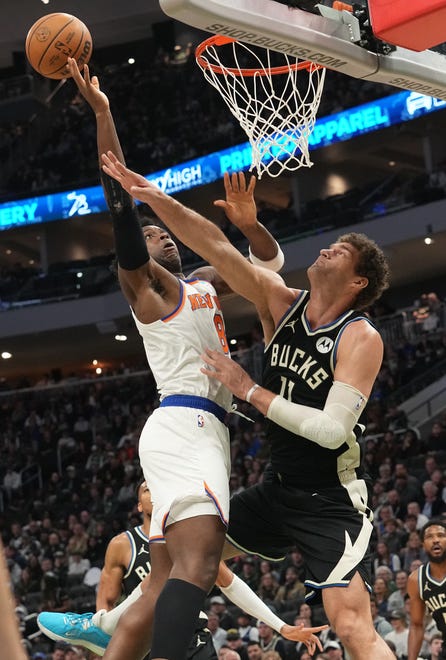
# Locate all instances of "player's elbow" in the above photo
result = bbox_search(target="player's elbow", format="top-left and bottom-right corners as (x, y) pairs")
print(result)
(300, 414), (346, 449)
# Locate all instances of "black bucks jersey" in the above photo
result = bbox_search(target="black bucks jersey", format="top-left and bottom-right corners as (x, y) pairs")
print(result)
(419, 563), (446, 642)
(263, 290), (374, 490)
(122, 526), (151, 595)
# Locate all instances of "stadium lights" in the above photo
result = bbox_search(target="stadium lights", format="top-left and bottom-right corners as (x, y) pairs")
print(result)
(424, 224), (434, 245)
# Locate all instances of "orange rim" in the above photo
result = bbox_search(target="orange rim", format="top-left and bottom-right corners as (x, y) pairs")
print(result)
(195, 35), (323, 76)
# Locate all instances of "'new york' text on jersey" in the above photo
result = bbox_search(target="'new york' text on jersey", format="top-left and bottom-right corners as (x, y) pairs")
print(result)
(132, 278), (232, 411)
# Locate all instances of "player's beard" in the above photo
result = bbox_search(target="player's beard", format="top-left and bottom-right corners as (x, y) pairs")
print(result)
(158, 253), (182, 274)
(427, 548), (446, 563)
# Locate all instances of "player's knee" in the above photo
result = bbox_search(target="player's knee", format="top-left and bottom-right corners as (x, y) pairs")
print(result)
(332, 610), (373, 650)
(174, 553), (220, 591)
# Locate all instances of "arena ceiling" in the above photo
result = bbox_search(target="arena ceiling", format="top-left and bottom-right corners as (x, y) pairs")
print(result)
(0, 0), (166, 69)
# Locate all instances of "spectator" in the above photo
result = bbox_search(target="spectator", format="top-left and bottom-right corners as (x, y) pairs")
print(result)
(85, 444), (107, 475)
(406, 502), (429, 530)
(418, 456), (440, 485)
(430, 469), (446, 496)
(57, 429), (76, 452)
(426, 421), (446, 453)
(226, 628), (249, 660)
(66, 523), (89, 556)
(381, 518), (405, 554)
(384, 610), (408, 660)
(209, 596), (235, 629)
(400, 531), (428, 573)
(397, 429), (422, 461)
(421, 481), (446, 518)
(236, 611), (259, 643)
(67, 552), (90, 578)
(246, 641), (262, 660)
(392, 464), (422, 507)
(263, 652), (283, 660)
(375, 432), (400, 466)
(387, 571), (408, 612)
(258, 560), (276, 581)
(274, 566), (306, 613)
(208, 612), (228, 651)
(2, 467), (22, 502)
(257, 622), (286, 660)
(257, 573), (280, 606)
(239, 558), (259, 592)
(373, 577), (391, 617)
(385, 404), (408, 432)
(375, 503), (396, 537)
(370, 595), (393, 639)
(400, 513), (418, 554)
(373, 541), (401, 574)
(323, 640), (344, 658)
(384, 491), (406, 525)
(426, 633), (443, 660)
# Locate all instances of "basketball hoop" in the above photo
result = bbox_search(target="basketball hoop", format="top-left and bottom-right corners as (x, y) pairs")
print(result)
(195, 35), (326, 178)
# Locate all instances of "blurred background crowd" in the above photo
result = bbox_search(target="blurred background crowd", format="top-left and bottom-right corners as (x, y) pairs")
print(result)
(1, 6), (446, 660)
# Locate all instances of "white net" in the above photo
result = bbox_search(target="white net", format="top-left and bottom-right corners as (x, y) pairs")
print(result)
(196, 36), (326, 178)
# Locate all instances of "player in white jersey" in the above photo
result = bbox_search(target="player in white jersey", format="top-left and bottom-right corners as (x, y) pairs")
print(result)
(65, 58), (285, 660)
(133, 273), (233, 542)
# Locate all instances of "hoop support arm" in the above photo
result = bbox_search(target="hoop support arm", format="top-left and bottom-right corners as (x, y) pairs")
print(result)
(160, 0), (446, 99)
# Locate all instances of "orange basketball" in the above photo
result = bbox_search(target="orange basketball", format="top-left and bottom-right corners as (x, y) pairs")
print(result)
(25, 13), (93, 79)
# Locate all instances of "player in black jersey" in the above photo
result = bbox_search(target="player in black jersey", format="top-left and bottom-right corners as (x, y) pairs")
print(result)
(102, 155), (392, 660)
(408, 519), (446, 660)
(38, 481), (216, 659)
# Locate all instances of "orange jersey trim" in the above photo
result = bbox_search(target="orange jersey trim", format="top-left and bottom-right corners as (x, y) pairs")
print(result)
(204, 481), (228, 527)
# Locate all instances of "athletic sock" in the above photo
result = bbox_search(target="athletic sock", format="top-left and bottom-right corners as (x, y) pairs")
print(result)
(150, 578), (207, 660)
(93, 584), (143, 634)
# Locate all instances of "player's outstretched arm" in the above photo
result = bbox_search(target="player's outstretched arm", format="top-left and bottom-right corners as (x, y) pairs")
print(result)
(67, 58), (125, 165)
(201, 321), (380, 450)
(101, 151), (275, 309)
(216, 562), (326, 655)
(214, 172), (284, 270)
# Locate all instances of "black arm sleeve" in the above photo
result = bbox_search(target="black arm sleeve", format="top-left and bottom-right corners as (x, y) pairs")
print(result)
(101, 171), (150, 271)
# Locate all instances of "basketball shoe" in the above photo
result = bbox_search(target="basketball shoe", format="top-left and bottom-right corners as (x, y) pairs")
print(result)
(37, 611), (110, 656)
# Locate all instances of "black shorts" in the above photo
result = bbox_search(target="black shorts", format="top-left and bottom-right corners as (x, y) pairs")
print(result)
(187, 629), (217, 660)
(226, 469), (373, 603)
(144, 629), (216, 660)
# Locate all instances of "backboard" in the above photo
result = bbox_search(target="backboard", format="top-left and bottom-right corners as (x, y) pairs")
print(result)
(159, 0), (446, 99)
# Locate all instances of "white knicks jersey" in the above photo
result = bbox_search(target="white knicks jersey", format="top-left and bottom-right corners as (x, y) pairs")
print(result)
(131, 277), (233, 411)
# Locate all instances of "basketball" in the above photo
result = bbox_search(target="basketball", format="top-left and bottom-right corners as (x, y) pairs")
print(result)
(25, 13), (93, 80)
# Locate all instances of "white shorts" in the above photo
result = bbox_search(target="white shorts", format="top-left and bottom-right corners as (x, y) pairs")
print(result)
(139, 402), (231, 541)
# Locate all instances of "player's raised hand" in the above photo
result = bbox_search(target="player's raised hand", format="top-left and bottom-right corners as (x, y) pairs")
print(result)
(280, 622), (328, 655)
(214, 171), (258, 230)
(102, 151), (156, 200)
(67, 58), (109, 114)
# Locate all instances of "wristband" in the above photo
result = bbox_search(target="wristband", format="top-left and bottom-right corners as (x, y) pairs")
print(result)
(248, 242), (284, 272)
(245, 383), (260, 404)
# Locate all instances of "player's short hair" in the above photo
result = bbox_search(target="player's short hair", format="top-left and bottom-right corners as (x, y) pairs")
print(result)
(137, 203), (158, 226)
(135, 479), (146, 501)
(337, 232), (390, 310)
(421, 518), (446, 540)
